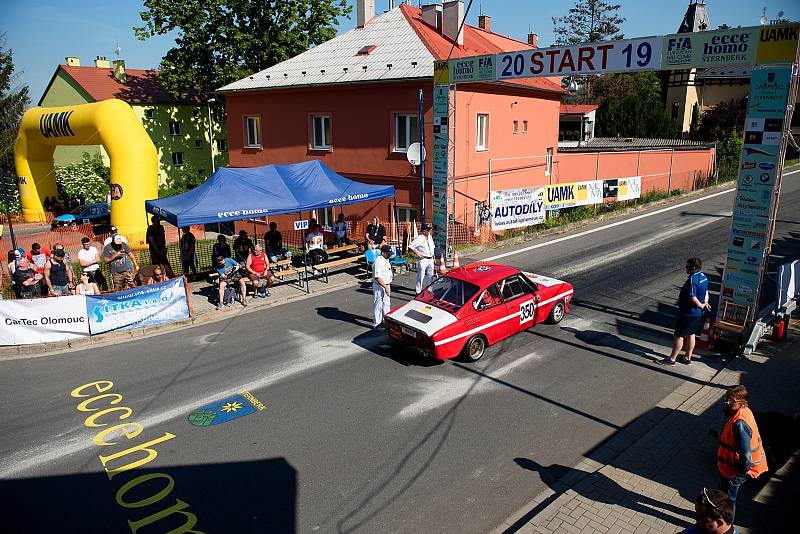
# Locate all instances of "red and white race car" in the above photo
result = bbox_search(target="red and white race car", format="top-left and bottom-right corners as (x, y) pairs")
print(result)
(385, 262), (573, 362)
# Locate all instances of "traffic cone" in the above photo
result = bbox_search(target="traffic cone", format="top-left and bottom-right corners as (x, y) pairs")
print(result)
(438, 254), (447, 275)
(452, 251), (460, 269)
(697, 316), (713, 350)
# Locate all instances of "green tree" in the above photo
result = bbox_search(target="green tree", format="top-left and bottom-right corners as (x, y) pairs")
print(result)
(552, 0), (625, 44)
(158, 161), (206, 197)
(55, 153), (110, 203)
(135, 0), (351, 98)
(593, 72), (681, 139)
(692, 98), (747, 142)
(0, 34), (29, 214)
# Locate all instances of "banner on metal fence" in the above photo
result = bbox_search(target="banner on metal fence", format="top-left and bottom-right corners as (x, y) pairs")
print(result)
(543, 180), (603, 209)
(0, 295), (90, 345)
(616, 177), (642, 201)
(85, 277), (190, 335)
(490, 187), (546, 230)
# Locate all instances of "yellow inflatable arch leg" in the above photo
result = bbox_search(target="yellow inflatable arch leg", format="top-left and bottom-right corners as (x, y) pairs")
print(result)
(14, 99), (158, 238)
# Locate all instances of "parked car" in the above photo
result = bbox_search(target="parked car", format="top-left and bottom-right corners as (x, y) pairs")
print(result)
(51, 203), (110, 230)
(385, 262), (574, 362)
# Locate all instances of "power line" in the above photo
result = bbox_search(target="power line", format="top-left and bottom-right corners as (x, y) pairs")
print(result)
(444, 0), (475, 63)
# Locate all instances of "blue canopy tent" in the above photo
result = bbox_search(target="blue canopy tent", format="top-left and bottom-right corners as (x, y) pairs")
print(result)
(145, 160), (395, 227)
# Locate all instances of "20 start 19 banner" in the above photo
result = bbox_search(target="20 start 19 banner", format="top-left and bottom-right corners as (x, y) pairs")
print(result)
(85, 277), (190, 335)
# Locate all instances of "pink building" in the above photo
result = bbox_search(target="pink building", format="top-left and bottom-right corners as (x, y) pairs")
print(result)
(220, 1), (715, 238)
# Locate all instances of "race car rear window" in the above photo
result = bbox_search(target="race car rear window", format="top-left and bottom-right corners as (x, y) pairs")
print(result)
(419, 276), (479, 312)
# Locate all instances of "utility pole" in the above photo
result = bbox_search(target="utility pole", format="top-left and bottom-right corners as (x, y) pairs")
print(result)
(0, 168), (19, 251)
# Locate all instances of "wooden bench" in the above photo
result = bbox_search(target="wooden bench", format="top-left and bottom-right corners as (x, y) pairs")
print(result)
(312, 254), (363, 283)
(209, 257), (309, 293)
(326, 243), (359, 256)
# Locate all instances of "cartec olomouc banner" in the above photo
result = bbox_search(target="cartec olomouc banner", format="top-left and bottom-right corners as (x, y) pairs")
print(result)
(0, 295), (90, 345)
(491, 187), (546, 230)
(86, 277), (190, 335)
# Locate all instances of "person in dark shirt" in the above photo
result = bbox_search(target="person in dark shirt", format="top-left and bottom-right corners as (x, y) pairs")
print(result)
(658, 257), (710, 366)
(264, 222), (291, 263)
(180, 227), (197, 278)
(212, 235), (232, 259)
(233, 230), (254, 263)
(13, 257), (43, 299)
(145, 216), (174, 278)
(365, 216), (387, 250)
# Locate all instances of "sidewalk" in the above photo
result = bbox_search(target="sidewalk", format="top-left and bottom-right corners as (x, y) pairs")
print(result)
(0, 266), (369, 358)
(495, 313), (800, 534)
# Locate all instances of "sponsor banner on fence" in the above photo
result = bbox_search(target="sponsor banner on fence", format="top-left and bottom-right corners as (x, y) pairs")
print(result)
(543, 180), (603, 209)
(490, 187), (546, 230)
(0, 295), (89, 345)
(616, 176), (642, 201)
(85, 277), (190, 335)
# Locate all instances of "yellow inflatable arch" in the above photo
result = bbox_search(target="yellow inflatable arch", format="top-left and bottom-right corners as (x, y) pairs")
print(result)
(14, 99), (158, 236)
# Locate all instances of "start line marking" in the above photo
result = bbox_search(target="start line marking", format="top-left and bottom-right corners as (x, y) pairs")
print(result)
(483, 167), (800, 263)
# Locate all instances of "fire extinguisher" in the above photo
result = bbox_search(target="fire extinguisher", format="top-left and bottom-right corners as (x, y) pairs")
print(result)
(772, 315), (788, 341)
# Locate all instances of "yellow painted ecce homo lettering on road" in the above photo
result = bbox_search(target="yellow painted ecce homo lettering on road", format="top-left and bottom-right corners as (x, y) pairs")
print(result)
(70, 380), (204, 533)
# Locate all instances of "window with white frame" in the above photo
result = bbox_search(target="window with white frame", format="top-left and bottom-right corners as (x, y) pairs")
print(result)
(522, 120), (528, 134)
(169, 121), (181, 136)
(396, 206), (418, 223)
(319, 207), (335, 228)
(171, 152), (184, 166)
(512, 120), (519, 134)
(311, 115), (332, 149)
(216, 139), (228, 152)
(244, 116), (261, 148)
(545, 147), (553, 176)
(476, 114), (489, 150)
(394, 114), (418, 152)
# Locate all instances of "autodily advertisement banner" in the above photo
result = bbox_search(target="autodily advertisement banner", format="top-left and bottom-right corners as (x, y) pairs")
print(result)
(720, 66), (793, 311)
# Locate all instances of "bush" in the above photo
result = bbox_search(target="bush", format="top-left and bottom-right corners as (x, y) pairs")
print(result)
(55, 153), (110, 203)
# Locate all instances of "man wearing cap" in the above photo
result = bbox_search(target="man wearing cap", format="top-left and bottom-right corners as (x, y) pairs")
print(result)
(103, 227), (128, 247)
(44, 248), (74, 296)
(372, 244), (394, 331)
(103, 233), (139, 291)
(78, 237), (107, 291)
(410, 223), (435, 294)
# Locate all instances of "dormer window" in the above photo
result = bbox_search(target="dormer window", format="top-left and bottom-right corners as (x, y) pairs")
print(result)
(357, 45), (377, 55)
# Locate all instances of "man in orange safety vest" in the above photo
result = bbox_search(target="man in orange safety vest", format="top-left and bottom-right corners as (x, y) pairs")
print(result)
(717, 385), (767, 522)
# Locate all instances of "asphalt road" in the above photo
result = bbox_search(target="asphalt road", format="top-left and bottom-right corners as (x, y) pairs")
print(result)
(1, 168), (799, 533)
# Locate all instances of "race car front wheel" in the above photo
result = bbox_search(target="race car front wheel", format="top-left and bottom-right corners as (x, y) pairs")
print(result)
(462, 335), (487, 363)
(547, 301), (565, 324)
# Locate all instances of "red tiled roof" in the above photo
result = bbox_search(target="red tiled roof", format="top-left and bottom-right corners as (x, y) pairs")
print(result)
(560, 103), (599, 115)
(400, 4), (563, 94)
(59, 65), (200, 104)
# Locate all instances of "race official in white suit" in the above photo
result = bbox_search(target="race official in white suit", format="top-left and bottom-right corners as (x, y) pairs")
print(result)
(372, 244), (394, 330)
(410, 223), (435, 294)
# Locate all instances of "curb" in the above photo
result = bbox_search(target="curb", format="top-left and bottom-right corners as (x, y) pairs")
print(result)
(0, 273), (363, 360)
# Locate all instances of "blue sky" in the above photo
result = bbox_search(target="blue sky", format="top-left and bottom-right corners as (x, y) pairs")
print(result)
(3, 0), (799, 103)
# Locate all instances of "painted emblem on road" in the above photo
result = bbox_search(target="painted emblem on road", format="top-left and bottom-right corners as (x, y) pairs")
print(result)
(188, 390), (265, 427)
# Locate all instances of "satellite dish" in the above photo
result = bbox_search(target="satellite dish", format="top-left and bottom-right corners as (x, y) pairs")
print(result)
(406, 142), (426, 166)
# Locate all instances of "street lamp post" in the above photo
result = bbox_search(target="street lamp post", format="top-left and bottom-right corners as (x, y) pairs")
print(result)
(206, 98), (216, 173)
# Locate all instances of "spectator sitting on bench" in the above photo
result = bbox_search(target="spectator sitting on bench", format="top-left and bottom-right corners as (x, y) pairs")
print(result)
(215, 255), (247, 309)
(213, 234), (232, 259)
(246, 245), (277, 298)
(264, 222), (292, 263)
(233, 230), (254, 263)
(305, 223), (328, 275)
(365, 216), (387, 250)
(333, 213), (352, 247)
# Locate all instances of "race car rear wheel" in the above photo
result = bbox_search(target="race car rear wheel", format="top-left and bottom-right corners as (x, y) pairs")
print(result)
(547, 301), (565, 324)
(462, 335), (487, 363)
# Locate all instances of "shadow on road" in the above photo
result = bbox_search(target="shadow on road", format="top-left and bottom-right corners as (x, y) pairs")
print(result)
(561, 326), (661, 361)
(1, 457), (297, 533)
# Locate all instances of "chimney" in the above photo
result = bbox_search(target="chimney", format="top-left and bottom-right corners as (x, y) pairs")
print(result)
(421, 4), (442, 31)
(94, 56), (110, 68)
(527, 33), (539, 47)
(65, 56), (80, 67)
(112, 59), (126, 83)
(442, 1), (465, 45)
(478, 14), (491, 32)
(357, 0), (375, 28)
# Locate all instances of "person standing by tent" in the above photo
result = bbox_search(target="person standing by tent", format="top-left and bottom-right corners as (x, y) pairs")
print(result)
(410, 223), (435, 294)
(233, 230), (254, 263)
(180, 227), (198, 279)
(372, 244), (393, 331)
(146, 216), (175, 278)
